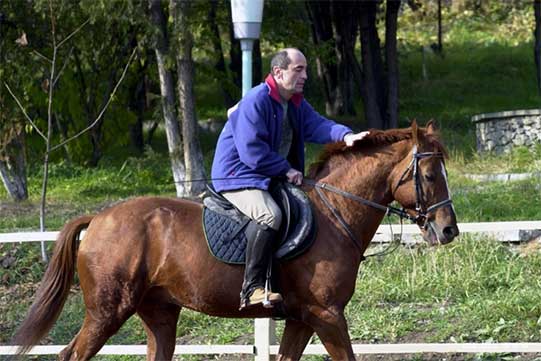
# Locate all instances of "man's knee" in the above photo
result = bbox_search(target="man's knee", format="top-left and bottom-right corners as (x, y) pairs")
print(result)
(256, 205), (282, 231)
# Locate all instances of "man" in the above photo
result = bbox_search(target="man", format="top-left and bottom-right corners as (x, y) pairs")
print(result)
(211, 48), (369, 309)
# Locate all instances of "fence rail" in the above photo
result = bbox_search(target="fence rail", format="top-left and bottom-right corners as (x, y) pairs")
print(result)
(2, 221), (541, 244)
(1, 221), (541, 359)
(3, 342), (541, 356)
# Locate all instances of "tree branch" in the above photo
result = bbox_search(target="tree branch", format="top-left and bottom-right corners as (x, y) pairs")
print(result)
(50, 47), (138, 152)
(32, 50), (53, 64)
(57, 18), (90, 49)
(53, 46), (73, 87)
(3, 82), (47, 141)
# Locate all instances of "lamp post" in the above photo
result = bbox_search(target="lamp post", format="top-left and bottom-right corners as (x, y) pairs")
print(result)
(231, 0), (264, 96)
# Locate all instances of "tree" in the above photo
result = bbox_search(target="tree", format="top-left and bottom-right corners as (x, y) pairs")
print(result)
(4, 0), (135, 261)
(359, 0), (384, 129)
(148, 0), (186, 197)
(0, 122), (28, 202)
(306, 1), (359, 117)
(359, 0), (401, 129)
(172, 0), (206, 196)
(207, 0), (237, 107)
(0, 5), (31, 202)
(535, 0), (541, 94)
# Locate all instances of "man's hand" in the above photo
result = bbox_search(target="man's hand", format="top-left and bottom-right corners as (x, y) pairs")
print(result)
(344, 131), (370, 147)
(286, 168), (303, 185)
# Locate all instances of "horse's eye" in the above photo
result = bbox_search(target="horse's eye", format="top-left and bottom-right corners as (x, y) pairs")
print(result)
(424, 174), (435, 182)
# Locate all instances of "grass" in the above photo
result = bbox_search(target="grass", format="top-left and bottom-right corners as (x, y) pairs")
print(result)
(2, 235), (541, 360)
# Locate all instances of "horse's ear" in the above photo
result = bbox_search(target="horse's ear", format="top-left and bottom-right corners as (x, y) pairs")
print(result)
(411, 120), (419, 145)
(426, 119), (437, 135)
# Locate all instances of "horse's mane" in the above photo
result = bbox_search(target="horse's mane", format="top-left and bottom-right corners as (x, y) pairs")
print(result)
(308, 126), (447, 177)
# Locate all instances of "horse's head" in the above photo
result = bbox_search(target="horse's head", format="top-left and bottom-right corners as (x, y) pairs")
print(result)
(391, 121), (459, 245)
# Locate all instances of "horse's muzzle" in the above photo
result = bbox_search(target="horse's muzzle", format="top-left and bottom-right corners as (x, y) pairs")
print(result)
(422, 220), (459, 245)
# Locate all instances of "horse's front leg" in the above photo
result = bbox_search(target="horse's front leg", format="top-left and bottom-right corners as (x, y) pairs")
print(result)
(276, 319), (314, 361)
(306, 306), (356, 361)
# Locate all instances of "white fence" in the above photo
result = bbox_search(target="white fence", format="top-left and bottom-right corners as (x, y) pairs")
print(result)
(1, 221), (541, 359)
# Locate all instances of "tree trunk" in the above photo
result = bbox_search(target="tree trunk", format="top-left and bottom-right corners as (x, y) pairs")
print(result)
(306, 1), (340, 116)
(173, 0), (206, 197)
(252, 39), (262, 86)
(437, 0), (443, 53)
(0, 129), (28, 201)
(208, 0), (236, 107)
(384, 0), (400, 129)
(359, 1), (384, 129)
(227, 3), (242, 92)
(535, 0), (541, 94)
(128, 57), (147, 154)
(149, 0), (186, 196)
(331, 1), (359, 116)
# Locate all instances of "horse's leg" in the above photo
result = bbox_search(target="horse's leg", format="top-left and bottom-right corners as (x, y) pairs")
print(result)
(58, 307), (135, 361)
(137, 294), (181, 361)
(307, 307), (356, 361)
(276, 319), (314, 361)
(59, 263), (142, 360)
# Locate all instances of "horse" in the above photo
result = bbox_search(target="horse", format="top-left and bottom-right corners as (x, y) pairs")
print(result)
(12, 121), (459, 360)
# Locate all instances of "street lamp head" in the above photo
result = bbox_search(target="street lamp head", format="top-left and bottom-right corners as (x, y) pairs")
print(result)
(231, 0), (264, 41)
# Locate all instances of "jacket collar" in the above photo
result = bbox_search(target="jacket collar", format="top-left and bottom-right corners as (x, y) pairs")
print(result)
(265, 74), (303, 107)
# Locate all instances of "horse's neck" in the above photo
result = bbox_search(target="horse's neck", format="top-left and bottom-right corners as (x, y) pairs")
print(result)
(310, 141), (410, 253)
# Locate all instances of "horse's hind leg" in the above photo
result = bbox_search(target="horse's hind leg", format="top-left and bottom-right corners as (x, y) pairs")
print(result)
(277, 319), (314, 361)
(137, 292), (181, 361)
(59, 307), (135, 361)
(59, 270), (142, 360)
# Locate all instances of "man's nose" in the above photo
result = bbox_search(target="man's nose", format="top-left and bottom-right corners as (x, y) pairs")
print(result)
(301, 69), (308, 80)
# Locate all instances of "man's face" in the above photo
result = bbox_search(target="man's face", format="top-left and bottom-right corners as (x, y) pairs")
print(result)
(273, 51), (308, 95)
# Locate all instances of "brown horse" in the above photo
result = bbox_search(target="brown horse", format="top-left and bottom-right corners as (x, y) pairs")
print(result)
(13, 121), (458, 360)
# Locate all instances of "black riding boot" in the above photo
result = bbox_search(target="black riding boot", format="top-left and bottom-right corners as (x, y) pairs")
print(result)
(240, 221), (282, 309)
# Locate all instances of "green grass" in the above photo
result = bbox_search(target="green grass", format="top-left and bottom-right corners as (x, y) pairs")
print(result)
(348, 235), (541, 344)
(2, 235), (541, 360)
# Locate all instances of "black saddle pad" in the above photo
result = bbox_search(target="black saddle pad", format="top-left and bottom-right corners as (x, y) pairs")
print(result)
(202, 183), (317, 265)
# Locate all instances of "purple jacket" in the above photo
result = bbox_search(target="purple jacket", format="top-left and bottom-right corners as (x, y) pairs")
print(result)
(211, 74), (352, 192)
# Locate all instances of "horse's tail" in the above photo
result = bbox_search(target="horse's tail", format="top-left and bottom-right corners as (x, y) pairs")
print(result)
(12, 215), (94, 356)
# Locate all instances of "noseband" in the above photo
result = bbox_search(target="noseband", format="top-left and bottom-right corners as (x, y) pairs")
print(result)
(304, 144), (454, 254)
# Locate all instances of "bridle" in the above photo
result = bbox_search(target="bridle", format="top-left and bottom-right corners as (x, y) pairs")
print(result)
(392, 144), (453, 226)
(303, 144), (454, 256)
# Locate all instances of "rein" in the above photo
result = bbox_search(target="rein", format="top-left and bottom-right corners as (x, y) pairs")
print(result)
(303, 145), (454, 258)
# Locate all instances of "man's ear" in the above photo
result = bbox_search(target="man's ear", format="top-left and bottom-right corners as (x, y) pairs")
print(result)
(272, 66), (282, 79)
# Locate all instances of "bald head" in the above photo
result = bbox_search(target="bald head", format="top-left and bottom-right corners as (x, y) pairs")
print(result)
(270, 48), (306, 73)
(270, 48), (308, 100)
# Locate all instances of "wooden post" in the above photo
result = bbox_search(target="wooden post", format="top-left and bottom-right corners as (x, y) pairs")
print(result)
(254, 318), (276, 361)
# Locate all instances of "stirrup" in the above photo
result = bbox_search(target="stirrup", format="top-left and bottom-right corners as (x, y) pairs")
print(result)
(239, 287), (282, 310)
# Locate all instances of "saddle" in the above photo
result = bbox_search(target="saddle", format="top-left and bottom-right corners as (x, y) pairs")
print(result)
(202, 182), (317, 264)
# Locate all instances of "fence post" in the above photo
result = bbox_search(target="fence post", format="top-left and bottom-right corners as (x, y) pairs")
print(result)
(254, 318), (276, 361)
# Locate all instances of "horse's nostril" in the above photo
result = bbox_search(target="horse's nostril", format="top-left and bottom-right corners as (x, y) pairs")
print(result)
(443, 225), (459, 239)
